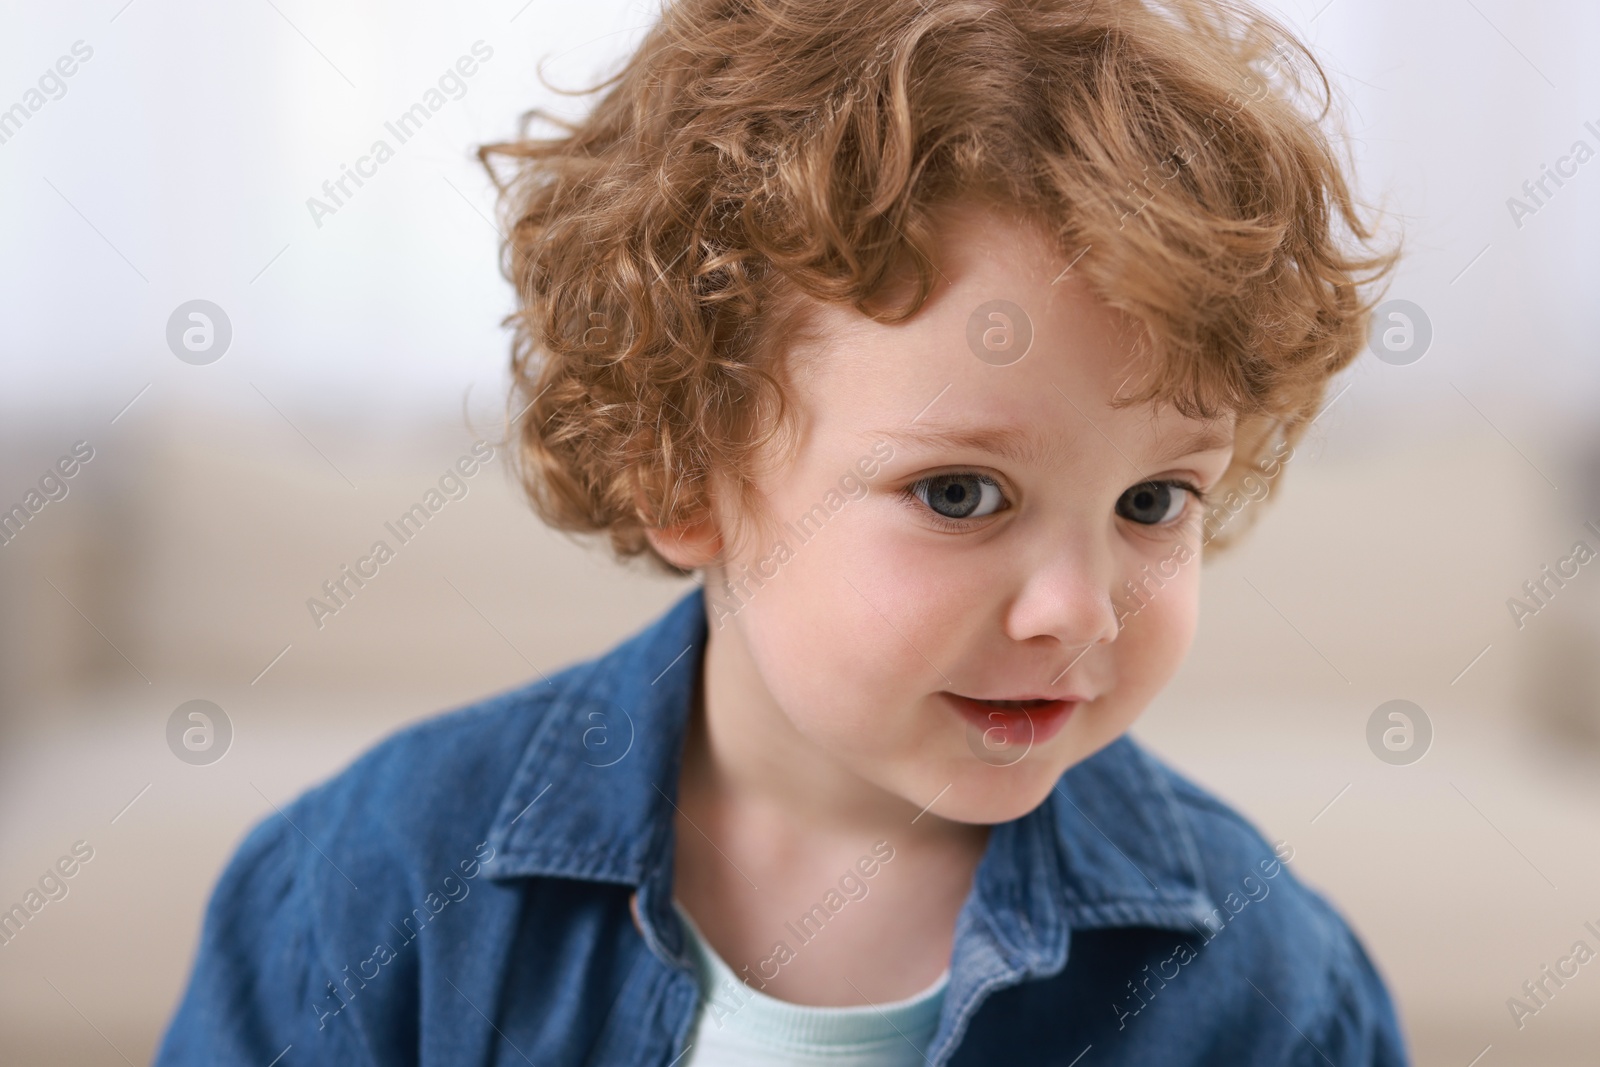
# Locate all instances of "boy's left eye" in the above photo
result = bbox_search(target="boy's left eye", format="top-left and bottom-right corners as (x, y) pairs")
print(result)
(1116, 480), (1197, 525)
(910, 473), (1007, 521)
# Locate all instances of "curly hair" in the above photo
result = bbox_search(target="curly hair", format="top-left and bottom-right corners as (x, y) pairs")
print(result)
(477, 0), (1398, 577)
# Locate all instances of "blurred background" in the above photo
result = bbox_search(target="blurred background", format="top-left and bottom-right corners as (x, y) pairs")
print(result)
(2, 0), (1598, 1063)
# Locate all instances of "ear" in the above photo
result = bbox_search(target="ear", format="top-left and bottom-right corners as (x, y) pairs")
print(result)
(643, 513), (723, 571)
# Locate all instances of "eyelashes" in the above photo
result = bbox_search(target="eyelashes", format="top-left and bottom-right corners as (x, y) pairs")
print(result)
(1116, 479), (1206, 527)
(905, 472), (1007, 524)
(901, 471), (1208, 532)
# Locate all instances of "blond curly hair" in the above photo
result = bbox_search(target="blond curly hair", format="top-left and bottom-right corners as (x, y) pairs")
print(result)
(478, 0), (1398, 577)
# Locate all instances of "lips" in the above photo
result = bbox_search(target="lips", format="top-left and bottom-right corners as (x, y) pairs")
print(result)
(942, 692), (1081, 750)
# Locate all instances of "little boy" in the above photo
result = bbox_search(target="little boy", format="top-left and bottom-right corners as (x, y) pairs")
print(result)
(156, 0), (1406, 1063)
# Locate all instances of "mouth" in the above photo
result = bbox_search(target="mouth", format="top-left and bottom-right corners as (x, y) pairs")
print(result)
(941, 692), (1081, 750)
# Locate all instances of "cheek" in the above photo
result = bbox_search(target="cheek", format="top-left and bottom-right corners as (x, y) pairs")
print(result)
(802, 510), (980, 674)
(1112, 563), (1201, 707)
(729, 509), (954, 742)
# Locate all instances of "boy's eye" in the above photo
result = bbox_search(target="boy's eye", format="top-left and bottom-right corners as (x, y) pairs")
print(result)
(911, 473), (1006, 521)
(1116, 480), (1194, 525)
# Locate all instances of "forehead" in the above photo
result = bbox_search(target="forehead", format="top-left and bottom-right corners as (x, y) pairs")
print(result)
(780, 205), (1235, 469)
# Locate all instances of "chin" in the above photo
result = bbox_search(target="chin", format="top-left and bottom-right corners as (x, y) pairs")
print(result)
(931, 761), (1067, 825)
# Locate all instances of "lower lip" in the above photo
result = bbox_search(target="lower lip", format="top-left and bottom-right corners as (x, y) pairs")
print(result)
(942, 693), (1079, 749)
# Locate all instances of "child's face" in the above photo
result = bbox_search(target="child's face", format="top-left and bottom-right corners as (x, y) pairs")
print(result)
(681, 203), (1235, 826)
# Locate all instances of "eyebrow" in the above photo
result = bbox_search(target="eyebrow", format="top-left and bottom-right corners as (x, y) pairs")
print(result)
(865, 422), (1233, 470)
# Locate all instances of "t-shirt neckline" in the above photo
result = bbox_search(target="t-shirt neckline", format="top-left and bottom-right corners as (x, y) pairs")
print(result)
(671, 899), (950, 1051)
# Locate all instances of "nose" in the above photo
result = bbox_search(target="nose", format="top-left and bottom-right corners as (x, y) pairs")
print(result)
(1001, 537), (1121, 654)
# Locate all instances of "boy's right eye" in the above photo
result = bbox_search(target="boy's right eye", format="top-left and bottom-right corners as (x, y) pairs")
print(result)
(907, 472), (1008, 524)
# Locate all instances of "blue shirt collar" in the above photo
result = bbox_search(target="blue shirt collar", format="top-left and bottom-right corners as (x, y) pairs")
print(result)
(483, 584), (1218, 968)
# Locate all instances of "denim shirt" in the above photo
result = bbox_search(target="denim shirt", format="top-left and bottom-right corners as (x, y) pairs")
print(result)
(154, 584), (1410, 1066)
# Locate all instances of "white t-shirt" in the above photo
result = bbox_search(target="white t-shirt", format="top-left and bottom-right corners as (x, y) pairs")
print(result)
(671, 901), (950, 1067)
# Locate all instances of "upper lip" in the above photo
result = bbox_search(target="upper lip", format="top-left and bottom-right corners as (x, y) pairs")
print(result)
(948, 692), (1092, 704)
